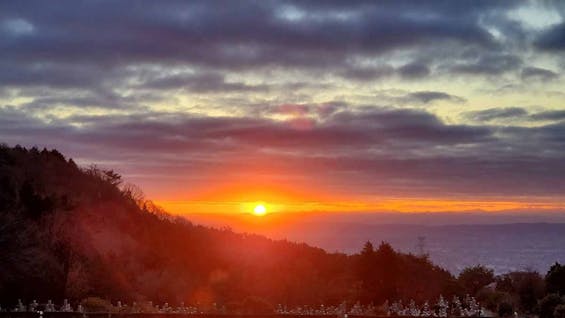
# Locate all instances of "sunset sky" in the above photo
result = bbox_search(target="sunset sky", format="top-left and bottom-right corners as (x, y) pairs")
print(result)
(2, 1), (565, 215)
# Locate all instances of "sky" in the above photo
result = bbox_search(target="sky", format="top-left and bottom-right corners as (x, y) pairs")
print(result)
(2, 1), (565, 216)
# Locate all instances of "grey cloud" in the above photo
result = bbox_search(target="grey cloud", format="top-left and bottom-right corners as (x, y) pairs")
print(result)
(339, 65), (395, 81)
(501, 122), (565, 149)
(4, 105), (565, 196)
(18, 91), (161, 112)
(0, 105), (491, 153)
(398, 62), (431, 79)
(0, 105), (41, 129)
(266, 103), (342, 118)
(339, 63), (431, 81)
(0, 1), (509, 71)
(535, 22), (565, 51)
(0, 62), (112, 89)
(139, 72), (269, 93)
(0, 0), (539, 101)
(464, 107), (528, 122)
(403, 91), (466, 104)
(449, 53), (522, 75)
(464, 107), (565, 123)
(521, 67), (559, 82)
(531, 110), (565, 121)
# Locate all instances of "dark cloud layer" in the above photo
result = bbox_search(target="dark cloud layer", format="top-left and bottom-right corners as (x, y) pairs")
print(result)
(0, 0), (547, 92)
(2, 105), (565, 197)
(0, 0), (561, 99)
(535, 22), (565, 51)
(0, 1), (502, 65)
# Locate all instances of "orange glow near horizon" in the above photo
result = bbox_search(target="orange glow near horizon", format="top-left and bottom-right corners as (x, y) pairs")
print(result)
(143, 168), (565, 217)
(155, 192), (565, 216)
(148, 175), (565, 217)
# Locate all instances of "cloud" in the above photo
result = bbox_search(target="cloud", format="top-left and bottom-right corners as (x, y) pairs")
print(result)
(402, 91), (466, 104)
(2, 18), (35, 36)
(0, 62), (112, 89)
(0, 1), (515, 72)
(398, 62), (431, 79)
(521, 67), (559, 82)
(0, 0), (548, 104)
(139, 72), (269, 93)
(3, 103), (565, 197)
(464, 107), (528, 122)
(267, 103), (344, 118)
(464, 107), (565, 124)
(531, 110), (565, 121)
(449, 53), (522, 75)
(339, 63), (432, 81)
(339, 65), (395, 81)
(535, 22), (565, 51)
(1, 104), (492, 154)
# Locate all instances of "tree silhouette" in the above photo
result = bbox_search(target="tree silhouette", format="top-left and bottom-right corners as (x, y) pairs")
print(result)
(458, 265), (494, 296)
(547, 263), (565, 296)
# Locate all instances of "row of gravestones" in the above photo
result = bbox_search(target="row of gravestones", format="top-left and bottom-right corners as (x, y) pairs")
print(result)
(387, 295), (483, 317)
(0, 296), (483, 317)
(275, 302), (371, 316)
(275, 296), (483, 317)
(3, 300), (72, 313)
(0, 300), (201, 314)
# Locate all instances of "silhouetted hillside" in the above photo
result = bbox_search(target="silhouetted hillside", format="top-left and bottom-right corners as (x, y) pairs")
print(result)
(0, 144), (457, 310)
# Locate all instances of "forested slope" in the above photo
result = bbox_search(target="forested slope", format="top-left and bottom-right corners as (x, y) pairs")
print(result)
(0, 144), (456, 309)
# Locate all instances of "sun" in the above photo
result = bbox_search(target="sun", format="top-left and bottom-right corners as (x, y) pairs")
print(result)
(253, 204), (267, 216)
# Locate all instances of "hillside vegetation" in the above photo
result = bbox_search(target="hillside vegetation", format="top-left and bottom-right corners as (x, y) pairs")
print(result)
(7, 144), (563, 316)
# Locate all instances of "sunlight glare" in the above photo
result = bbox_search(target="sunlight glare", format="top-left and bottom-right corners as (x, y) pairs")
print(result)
(253, 204), (267, 216)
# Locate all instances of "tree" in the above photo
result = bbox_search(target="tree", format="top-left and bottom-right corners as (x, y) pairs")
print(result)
(458, 265), (495, 296)
(547, 263), (565, 296)
(539, 294), (564, 318)
(356, 241), (376, 303)
(496, 271), (545, 314)
(514, 271), (545, 313)
(19, 180), (55, 218)
(102, 169), (122, 187)
(477, 289), (512, 313)
(121, 182), (146, 208)
(362, 241), (374, 255)
(374, 242), (399, 302)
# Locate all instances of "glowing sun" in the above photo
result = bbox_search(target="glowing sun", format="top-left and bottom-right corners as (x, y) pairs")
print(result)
(253, 204), (267, 216)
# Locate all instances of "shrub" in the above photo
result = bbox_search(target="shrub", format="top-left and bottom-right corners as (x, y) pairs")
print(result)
(539, 294), (564, 318)
(554, 304), (565, 318)
(498, 301), (514, 317)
